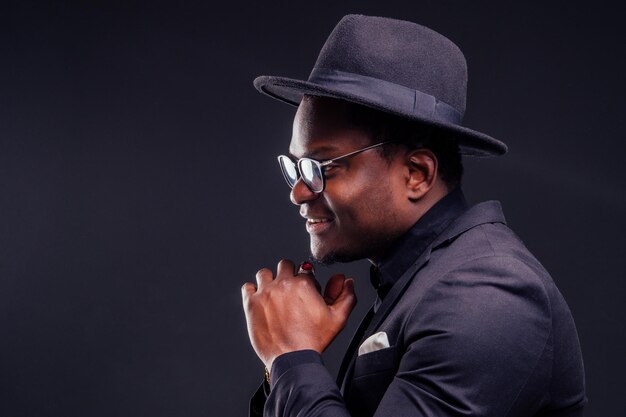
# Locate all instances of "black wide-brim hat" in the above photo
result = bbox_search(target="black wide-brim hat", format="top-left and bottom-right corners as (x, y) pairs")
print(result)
(254, 14), (507, 157)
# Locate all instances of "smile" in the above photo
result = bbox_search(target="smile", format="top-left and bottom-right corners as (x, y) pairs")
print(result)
(305, 218), (334, 234)
(307, 218), (330, 224)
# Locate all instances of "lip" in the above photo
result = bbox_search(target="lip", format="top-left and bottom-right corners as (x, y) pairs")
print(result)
(304, 218), (335, 234)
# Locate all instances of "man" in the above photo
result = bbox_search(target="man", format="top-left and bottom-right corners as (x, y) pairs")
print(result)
(242, 14), (586, 417)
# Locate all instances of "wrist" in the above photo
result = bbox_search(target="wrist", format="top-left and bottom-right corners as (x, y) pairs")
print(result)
(266, 349), (324, 388)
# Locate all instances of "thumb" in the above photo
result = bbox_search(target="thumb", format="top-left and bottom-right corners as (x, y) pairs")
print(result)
(329, 278), (357, 325)
(323, 273), (347, 304)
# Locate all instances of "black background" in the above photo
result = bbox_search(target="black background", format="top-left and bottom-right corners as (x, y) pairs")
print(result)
(1, 1), (624, 416)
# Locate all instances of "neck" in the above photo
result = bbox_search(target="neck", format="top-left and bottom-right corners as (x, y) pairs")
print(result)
(410, 181), (451, 224)
(367, 182), (452, 264)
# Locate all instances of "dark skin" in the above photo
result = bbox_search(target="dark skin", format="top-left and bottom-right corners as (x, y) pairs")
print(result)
(242, 96), (449, 370)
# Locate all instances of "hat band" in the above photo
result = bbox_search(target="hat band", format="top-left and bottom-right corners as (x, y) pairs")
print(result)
(308, 68), (463, 125)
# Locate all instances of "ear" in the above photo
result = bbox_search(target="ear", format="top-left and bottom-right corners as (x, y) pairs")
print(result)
(404, 149), (438, 200)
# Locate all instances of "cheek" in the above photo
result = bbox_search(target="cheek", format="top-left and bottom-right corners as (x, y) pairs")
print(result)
(329, 175), (397, 227)
(323, 158), (406, 224)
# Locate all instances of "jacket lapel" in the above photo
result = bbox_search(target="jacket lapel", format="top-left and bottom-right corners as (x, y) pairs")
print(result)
(336, 306), (375, 392)
(337, 245), (433, 394)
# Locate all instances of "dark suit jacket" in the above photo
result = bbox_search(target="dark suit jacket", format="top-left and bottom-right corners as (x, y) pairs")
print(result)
(251, 200), (586, 417)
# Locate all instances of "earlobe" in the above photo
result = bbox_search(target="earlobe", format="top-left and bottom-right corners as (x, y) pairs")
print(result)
(406, 150), (437, 200)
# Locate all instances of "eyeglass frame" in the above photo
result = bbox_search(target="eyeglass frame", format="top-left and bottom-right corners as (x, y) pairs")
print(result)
(277, 141), (395, 193)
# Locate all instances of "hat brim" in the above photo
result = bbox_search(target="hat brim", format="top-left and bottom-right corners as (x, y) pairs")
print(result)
(254, 75), (507, 157)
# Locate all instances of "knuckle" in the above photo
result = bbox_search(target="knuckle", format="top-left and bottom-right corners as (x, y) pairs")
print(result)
(294, 276), (315, 289)
(277, 258), (294, 268)
(256, 268), (272, 278)
(241, 282), (255, 294)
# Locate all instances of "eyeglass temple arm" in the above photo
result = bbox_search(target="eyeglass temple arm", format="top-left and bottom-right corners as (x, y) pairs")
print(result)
(319, 141), (393, 166)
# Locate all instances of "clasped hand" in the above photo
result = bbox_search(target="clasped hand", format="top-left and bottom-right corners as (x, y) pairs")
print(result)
(241, 259), (357, 370)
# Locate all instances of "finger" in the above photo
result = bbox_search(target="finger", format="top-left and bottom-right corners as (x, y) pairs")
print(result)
(329, 278), (357, 324)
(241, 282), (257, 302)
(277, 259), (321, 293)
(255, 267), (274, 289)
(323, 273), (347, 304)
(294, 260), (322, 293)
(275, 259), (295, 280)
(311, 277), (322, 294)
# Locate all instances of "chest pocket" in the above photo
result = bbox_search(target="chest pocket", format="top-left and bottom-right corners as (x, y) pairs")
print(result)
(346, 345), (400, 417)
(353, 345), (399, 379)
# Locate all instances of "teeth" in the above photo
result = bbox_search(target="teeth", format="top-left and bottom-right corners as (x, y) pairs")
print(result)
(308, 218), (329, 224)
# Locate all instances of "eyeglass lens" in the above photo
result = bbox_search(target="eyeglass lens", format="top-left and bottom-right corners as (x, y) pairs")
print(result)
(299, 159), (324, 192)
(277, 156), (325, 193)
(278, 156), (299, 187)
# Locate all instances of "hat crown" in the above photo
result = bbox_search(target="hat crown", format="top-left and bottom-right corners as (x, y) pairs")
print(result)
(253, 14), (507, 156)
(313, 14), (467, 115)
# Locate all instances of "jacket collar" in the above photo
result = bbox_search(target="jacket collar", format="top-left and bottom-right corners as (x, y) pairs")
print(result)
(372, 187), (469, 297)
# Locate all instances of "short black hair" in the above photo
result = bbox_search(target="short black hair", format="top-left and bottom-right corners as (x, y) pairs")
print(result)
(346, 103), (464, 189)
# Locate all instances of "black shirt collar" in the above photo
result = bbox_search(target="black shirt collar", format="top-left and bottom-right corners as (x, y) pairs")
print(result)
(370, 187), (468, 298)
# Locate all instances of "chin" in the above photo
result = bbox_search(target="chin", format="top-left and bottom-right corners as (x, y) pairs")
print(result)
(310, 242), (362, 265)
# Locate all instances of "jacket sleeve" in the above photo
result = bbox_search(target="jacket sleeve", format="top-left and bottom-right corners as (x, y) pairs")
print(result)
(249, 380), (269, 417)
(263, 350), (350, 417)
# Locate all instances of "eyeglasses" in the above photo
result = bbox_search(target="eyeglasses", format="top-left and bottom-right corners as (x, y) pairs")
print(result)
(277, 141), (392, 193)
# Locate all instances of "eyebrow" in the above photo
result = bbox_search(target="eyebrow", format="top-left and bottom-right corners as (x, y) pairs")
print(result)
(289, 145), (341, 160)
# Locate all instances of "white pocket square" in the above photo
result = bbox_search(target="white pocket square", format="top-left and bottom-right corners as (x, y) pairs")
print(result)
(358, 331), (390, 356)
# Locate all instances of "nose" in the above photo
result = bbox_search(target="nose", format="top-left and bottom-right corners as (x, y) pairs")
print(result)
(290, 178), (320, 205)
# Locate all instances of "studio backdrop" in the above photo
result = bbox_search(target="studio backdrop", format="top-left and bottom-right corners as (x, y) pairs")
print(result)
(0, 1), (624, 416)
